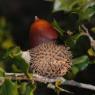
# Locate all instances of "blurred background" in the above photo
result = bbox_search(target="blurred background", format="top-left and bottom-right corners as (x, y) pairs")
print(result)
(0, 0), (53, 50)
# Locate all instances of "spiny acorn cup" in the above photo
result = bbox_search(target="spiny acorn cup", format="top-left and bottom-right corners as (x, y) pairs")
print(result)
(29, 42), (72, 78)
(28, 17), (72, 79)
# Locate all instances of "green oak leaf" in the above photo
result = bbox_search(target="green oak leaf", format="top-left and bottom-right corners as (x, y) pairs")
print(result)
(52, 0), (95, 20)
(24, 83), (36, 95)
(52, 19), (64, 36)
(66, 55), (90, 79)
(0, 80), (19, 95)
(72, 55), (90, 71)
(0, 67), (5, 76)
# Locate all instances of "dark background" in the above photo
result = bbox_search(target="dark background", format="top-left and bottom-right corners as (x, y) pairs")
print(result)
(0, 0), (95, 95)
(0, 0), (53, 50)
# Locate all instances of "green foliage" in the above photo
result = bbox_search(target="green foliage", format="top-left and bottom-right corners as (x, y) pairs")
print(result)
(0, 17), (15, 50)
(72, 55), (90, 75)
(0, 17), (29, 75)
(12, 56), (29, 74)
(0, 80), (19, 95)
(19, 82), (36, 95)
(24, 83), (36, 95)
(19, 82), (27, 95)
(0, 67), (5, 76)
(88, 48), (95, 56)
(66, 55), (90, 79)
(52, 19), (64, 36)
(0, 17), (32, 95)
(4, 47), (29, 74)
(52, 0), (95, 20)
(65, 33), (82, 48)
(0, 80), (36, 95)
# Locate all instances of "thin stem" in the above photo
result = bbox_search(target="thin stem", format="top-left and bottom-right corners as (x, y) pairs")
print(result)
(80, 25), (95, 49)
(63, 80), (95, 90)
(81, 25), (94, 42)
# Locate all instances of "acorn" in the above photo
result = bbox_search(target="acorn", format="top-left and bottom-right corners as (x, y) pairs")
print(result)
(29, 16), (58, 48)
(22, 17), (72, 79)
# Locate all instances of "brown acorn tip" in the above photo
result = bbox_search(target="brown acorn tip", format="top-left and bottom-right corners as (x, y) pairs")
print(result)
(29, 41), (72, 79)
